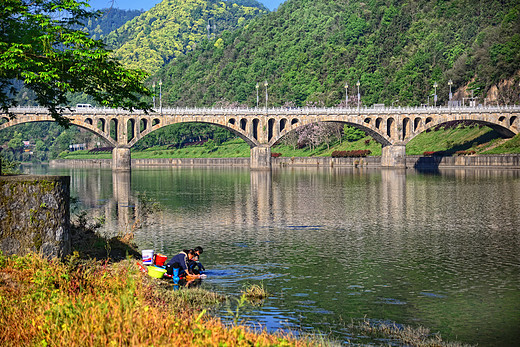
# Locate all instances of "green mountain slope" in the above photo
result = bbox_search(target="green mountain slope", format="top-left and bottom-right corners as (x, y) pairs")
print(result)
(159, 0), (520, 107)
(105, 0), (268, 73)
(80, 8), (144, 40)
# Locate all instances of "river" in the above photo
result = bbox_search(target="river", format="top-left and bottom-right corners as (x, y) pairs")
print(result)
(24, 165), (520, 346)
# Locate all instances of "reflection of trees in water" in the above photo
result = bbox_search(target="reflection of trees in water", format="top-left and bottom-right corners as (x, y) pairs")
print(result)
(132, 192), (163, 231)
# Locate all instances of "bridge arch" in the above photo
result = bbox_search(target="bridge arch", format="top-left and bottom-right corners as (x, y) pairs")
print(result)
(404, 117), (517, 144)
(97, 118), (106, 132)
(414, 117), (421, 131)
(387, 118), (395, 138)
(127, 118), (136, 141)
(403, 117), (411, 139)
(0, 118), (117, 147)
(267, 119), (392, 147)
(109, 118), (118, 142)
(126, 118), (260, 148)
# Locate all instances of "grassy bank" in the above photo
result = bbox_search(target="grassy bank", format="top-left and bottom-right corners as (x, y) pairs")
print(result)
(0, 252), (303, 346)
(0, 215), (302, 346)
(60, 126), (520, 161)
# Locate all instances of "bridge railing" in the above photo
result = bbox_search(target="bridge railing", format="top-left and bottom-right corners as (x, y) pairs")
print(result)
(6, 105), (520, 117)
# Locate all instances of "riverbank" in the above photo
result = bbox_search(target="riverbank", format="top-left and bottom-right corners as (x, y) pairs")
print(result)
(50, 153), (520, 169)
(0, 252), (304, 346)
(0, 217), (303, 346)
(0, 225), (473, 347)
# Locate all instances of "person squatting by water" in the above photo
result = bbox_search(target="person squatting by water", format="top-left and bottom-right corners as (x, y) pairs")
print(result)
(166, 249), (200, 281)
(188, 246), (205, 275)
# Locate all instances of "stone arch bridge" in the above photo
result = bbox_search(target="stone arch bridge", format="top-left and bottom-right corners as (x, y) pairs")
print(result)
(2, 106), (519, 170)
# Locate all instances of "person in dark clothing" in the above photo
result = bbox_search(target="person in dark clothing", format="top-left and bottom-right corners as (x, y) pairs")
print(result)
(166, 249), (199, 280)
(188, 246), (205, 274)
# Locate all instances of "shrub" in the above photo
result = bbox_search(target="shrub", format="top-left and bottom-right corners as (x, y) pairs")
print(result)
(204, 139), (217, 151)
(58, 150), (70, 158)
(423, 151), (447, 156)
(455, 150), (476, 155)
(271, 152), (282, 158)
(331, 150), (371, 157)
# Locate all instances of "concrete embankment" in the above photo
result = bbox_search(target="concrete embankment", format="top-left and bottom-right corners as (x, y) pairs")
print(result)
(405, 154), (520, 169)
(50, 154), (520, 169)
(50, 158), (250, 168)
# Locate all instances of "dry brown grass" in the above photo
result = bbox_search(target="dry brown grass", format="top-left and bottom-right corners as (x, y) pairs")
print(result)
(0, 252), (314, 347)
(348, 318), (474, 347)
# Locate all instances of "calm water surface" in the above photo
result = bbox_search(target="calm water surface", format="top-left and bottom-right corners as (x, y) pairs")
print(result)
(25, 165), (520, 346)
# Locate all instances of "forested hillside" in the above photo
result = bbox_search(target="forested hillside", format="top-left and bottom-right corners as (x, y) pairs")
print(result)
(105, 0), (268, 73)
(159, 0), (520, 107)
(80, 8), (144, 40)
(4, 0), (520, 163)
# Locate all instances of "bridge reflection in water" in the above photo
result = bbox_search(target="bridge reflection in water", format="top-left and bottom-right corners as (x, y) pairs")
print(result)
(103, 167), (520, 240)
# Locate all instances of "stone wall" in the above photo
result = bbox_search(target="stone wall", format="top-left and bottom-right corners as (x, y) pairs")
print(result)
(0, 175), (71, 259)
(407, 154), (520, 169)
(51, 159), (112, 168)
(51, 158), (250, 167)
(272, 156), (380, 168)
(133, 158), (250, 166)
(50, 154), (520, 169)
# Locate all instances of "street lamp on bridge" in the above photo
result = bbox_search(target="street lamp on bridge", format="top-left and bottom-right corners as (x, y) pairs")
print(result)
(356, 80), (360, 110)
(433, 82), (438, 107)
(264, 80), (268, 112)
(256, 83), (259, 108)
(159, 80), (163, 113)
(344, 82), (349, 108)
(448, 79), (453, 105)
(152, 82), (156, 109)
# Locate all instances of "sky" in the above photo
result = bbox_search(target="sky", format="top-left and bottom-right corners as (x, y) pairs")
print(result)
(87, 0), (285, 11)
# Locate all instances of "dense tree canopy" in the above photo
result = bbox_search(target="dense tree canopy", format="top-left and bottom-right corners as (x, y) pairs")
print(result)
(105, 0), (268, 73)
(158, 0), (520, 107)
(0, 0), (151, 126)
(80, 8), (144, 40)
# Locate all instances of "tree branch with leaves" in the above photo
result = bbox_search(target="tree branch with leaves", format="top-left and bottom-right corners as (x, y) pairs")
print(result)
(0, 0), (151, 126)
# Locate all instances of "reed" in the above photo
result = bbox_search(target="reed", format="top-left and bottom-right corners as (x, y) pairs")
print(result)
(348, 318), (474, 347)
(241, 282), (269, 300)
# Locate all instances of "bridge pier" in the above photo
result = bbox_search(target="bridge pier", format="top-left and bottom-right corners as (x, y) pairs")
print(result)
(112, 147), (131, 171)
(381, 144), (406, 168)
(250, 145), (271, 170)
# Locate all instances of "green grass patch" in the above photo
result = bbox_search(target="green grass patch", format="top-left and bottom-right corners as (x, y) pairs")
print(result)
(406, 125), (503, 155)
(271, 137), (382, 157)
(59, 126), (520, 161)
(483, 133), (520, 154)
(61, 149), (112, 159)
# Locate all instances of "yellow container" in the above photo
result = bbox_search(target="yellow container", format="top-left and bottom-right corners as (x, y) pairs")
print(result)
(148, 266), (166, 279)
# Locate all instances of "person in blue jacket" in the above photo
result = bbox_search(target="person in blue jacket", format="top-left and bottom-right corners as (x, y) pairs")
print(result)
(166, 249), (199, 281)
